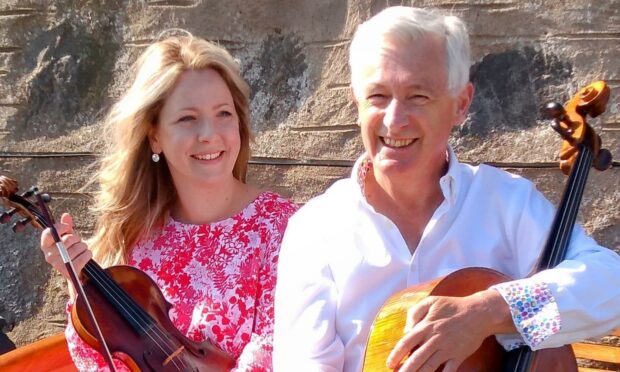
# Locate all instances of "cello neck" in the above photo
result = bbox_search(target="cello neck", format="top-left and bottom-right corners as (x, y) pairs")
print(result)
(537, 144), (593, 270)
(502, 145), (593, 372)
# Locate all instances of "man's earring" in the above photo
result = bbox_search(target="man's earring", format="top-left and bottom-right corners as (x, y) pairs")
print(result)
(152, 153), (160, 163)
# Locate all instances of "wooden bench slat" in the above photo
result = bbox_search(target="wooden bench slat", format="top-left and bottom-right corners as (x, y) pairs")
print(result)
(0, 333), (76, 372)
(573, 342), (620, 364)
(578, 368), (614, 372)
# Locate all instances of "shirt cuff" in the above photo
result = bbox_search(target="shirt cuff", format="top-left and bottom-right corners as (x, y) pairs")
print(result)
(491, 279), (561, 348)
(494, 334), (526, 351)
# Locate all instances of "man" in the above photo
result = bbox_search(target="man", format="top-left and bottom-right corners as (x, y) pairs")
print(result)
(272, 6), (620, 372)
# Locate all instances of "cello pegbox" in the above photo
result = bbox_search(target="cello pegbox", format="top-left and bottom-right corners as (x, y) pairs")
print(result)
(594, 148), (612, 171)
(545, 102), (576, 144)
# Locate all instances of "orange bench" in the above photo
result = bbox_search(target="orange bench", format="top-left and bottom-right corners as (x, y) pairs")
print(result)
(0, 329), (617, 371)
(0, 332), (76, 372)
(573, 328), (620, 372)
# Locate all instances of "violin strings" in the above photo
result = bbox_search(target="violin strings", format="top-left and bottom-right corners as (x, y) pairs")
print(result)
(27, 205), (187, 370)
(24, 188), (195, 370)
(83, 265), (185, 370)
(85, 265), (189, 371)
(83, 264), (188, 371)
(85, 265), (190, 371)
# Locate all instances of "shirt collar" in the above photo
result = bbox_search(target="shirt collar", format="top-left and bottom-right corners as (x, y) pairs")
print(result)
(440, 146), (460, 206)
(352, 145), (461, 206)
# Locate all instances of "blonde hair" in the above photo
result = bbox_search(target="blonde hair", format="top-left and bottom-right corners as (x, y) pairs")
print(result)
(350, 6), (471, 96)
(90, 34), (252, 266)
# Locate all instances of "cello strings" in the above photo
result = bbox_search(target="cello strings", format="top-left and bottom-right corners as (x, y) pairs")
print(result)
(510, 147), (593, 372)
(547, 147), (583, 267)
(560, 149), (591, 262)
(548, 147), (591, 268)
(550, 151), (584, 266)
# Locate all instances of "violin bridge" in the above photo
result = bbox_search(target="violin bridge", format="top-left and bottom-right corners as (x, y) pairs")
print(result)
(162, 345), (185, 366)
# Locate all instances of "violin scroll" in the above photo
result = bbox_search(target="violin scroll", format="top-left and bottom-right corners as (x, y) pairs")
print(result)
(0, 176), (53, 232)
(0, 177), (18, 198)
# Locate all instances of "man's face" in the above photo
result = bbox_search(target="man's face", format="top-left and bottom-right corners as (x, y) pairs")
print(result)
(352, 35), (472, 181)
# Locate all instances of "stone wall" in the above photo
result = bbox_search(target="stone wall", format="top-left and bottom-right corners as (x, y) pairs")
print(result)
(0, 0), (618, 355)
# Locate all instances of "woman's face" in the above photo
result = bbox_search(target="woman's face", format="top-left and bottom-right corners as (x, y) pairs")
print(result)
(149, 68), (241, 190)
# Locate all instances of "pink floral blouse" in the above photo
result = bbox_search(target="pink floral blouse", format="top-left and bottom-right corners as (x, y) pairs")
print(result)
(65, 192), (298, 371)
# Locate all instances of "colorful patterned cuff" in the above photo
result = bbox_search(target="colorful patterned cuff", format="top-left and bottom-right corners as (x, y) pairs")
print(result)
(492, 280), (561, 348)
(504, 339), (526, 351)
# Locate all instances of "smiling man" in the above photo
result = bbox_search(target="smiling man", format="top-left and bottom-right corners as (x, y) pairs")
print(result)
(272, 6), (620, 372)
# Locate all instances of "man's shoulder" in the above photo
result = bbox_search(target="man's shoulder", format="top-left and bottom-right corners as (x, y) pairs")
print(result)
(289, 178), (359, 224)
(463, 162), (541, 202)
(466, 162), (533, 187)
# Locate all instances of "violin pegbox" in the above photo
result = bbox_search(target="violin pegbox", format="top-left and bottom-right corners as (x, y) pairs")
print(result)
(0, 175), (52, 233)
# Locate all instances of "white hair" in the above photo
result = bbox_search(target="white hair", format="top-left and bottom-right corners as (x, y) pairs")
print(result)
(349, 6), (471, 95)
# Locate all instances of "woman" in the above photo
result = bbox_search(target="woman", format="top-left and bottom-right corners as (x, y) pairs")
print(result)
(40, 34), (297, 371)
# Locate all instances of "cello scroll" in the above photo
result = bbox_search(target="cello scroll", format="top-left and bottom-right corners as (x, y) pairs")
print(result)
(544, 80), (613, 174)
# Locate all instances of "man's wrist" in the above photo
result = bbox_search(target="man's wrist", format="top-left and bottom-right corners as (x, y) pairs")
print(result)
(473, 289), (516, 335)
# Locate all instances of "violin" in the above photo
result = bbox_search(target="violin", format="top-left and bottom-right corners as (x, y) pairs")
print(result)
(362, 80), (613, 371)
(0, 177), (235, 371)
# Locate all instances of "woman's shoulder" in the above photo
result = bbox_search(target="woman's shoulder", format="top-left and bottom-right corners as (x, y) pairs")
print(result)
(251, 191), (299, 218)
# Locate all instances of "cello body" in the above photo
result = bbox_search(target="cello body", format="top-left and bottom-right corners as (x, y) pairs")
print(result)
(362, 267), (576, 371)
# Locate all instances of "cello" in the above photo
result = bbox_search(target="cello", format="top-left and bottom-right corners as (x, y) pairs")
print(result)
(362, 80), (613, 371)
(0, 177), (235, 371)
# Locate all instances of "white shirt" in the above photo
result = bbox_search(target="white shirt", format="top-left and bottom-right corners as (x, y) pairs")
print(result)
(273, 148), (620, 372)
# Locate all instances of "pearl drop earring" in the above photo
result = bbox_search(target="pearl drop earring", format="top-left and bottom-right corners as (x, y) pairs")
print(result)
(152, 153), (160, 163)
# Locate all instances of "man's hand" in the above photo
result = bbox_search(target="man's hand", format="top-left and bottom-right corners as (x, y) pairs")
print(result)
(386, 289), (515, 372)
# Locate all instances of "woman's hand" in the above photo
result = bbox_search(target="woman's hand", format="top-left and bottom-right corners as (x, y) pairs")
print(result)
(40, 213), (92, 281)
(386, 289), (515, 372)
